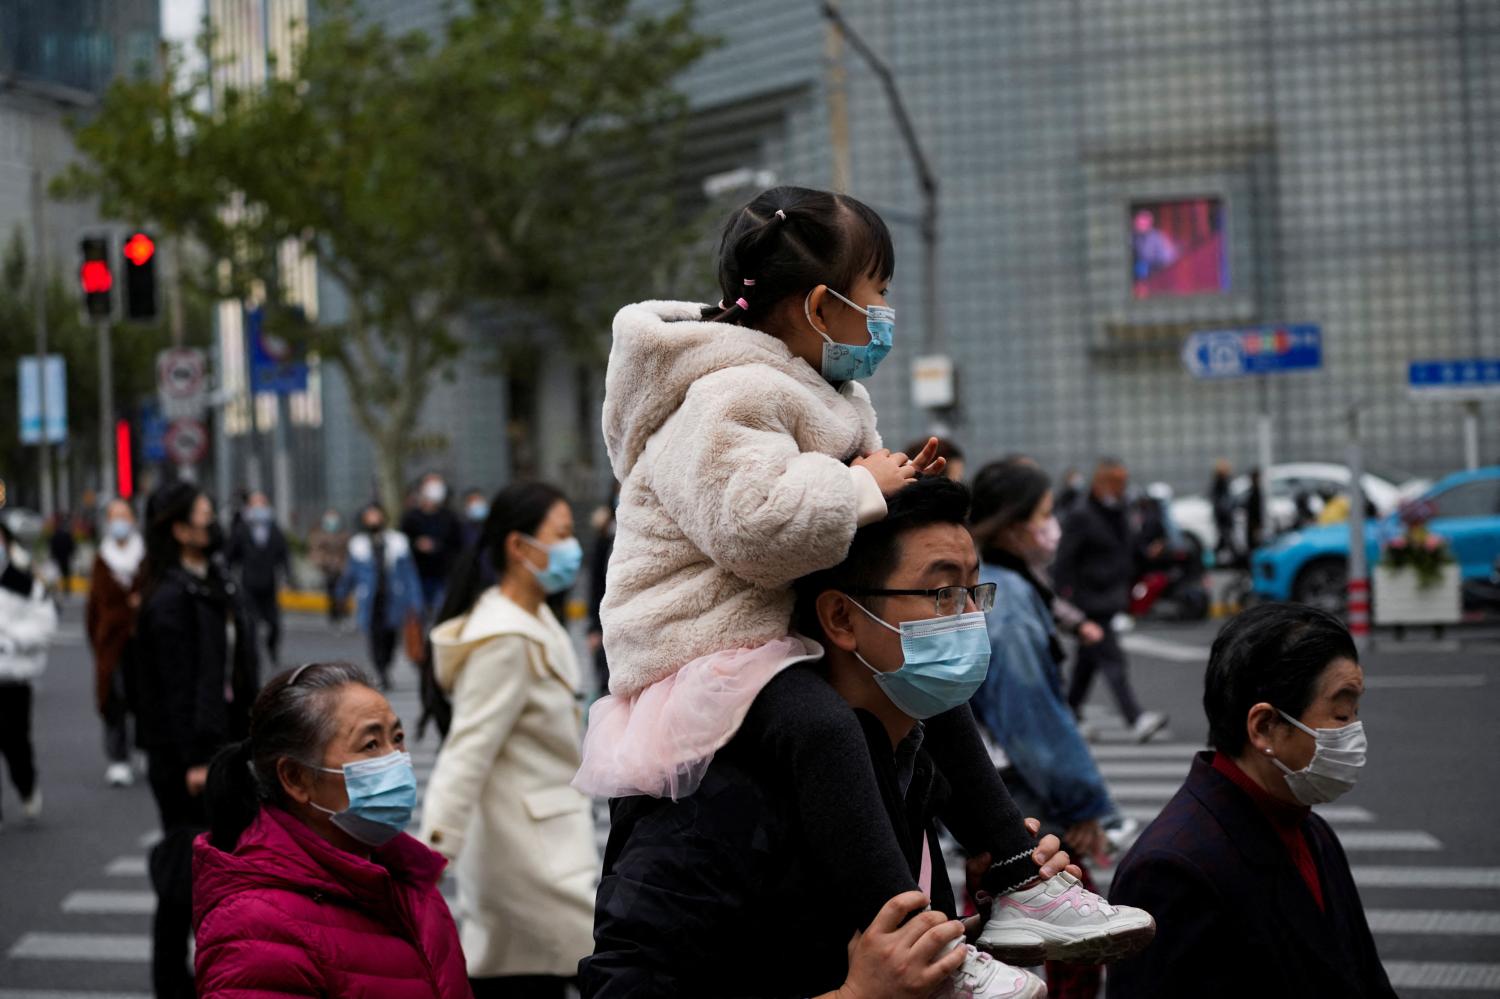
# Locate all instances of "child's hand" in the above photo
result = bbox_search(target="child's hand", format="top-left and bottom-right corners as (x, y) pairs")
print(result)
(907, 437), (948, 478)
(853, 449), (920, 497)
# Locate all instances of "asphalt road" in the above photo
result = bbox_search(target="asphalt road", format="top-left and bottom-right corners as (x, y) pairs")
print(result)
(1, 605), (1496, 997)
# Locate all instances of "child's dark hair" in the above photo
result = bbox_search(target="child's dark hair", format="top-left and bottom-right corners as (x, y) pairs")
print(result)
(204, 661), (374, 849)
(437, 481), (568, 627)
(701, 186), (895, 326)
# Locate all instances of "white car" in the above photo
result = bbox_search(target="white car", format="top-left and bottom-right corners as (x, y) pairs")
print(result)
(1171, 463), (1429, 557)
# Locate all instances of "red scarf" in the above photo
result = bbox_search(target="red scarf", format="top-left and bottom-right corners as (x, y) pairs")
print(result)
(1211, 751), (1325, 912)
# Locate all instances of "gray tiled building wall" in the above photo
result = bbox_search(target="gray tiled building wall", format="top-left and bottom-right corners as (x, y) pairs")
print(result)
(662, 0), (1498, 492)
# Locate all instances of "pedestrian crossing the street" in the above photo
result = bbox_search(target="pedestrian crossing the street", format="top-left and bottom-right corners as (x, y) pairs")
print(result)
(4, 690), (1498, 997)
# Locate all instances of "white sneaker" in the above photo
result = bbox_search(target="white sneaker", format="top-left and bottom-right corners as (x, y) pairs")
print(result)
(932, 944), (1046, 999)
(977, 871), (1155, 965)
(1131, 711), (1168, 744)
(106, 763), (134, 787)
(21, 790), (42, 823)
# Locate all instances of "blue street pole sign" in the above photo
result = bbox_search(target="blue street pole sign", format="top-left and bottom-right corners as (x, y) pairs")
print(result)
(18, 355), (68, 444)
(247, 306), (310, 395)
(1407, 357), (1500, 399)
(1181, 324), (1323, 380)
(142, 403), (168, 463)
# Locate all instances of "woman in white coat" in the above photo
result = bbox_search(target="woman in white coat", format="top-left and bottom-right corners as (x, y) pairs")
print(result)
(419, 482), (594, 999)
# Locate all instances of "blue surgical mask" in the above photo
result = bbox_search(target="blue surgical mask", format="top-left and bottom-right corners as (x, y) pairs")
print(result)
(850, 601), (991, 719)
(522, 535), (583, 595)
(108, 520), (134, 542)
(309, 750), (418, 847)
(466, 500), (490, 522)
(806, 287), (894, 382)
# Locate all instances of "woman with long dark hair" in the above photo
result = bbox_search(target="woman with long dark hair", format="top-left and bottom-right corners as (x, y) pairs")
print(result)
(419, 482), (594, 998)
(194, 662), (470, 998)
(134, 481), (259, 999)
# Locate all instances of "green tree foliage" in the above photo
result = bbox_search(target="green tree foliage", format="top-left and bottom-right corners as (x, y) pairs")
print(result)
(55, 0), (710, 511)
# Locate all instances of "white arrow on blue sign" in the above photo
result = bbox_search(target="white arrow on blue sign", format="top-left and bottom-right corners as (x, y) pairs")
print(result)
(1181, 325), (1322, 380)
(1408, 357), (1500, 398)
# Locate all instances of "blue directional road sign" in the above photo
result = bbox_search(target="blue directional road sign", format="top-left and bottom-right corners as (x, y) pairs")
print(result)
(1181, 324), (1322, 380)
(1408, 357), (1500, 398)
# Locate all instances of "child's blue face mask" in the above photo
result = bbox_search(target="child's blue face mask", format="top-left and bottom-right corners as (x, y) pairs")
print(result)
(847, 599), (991, 719)
(806, 287), (894, 382)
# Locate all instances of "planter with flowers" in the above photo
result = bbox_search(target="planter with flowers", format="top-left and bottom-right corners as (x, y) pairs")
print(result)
(1372, 499), (1461, 625)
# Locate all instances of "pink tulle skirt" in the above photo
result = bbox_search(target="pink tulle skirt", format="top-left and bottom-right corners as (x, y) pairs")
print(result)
(572, 635), (821, 800)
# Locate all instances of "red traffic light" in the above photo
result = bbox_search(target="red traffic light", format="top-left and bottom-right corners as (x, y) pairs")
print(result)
(124, 232), (155, 267)
(80, 259), (113, 294)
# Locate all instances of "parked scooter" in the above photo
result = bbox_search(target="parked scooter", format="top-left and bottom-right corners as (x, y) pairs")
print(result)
(1130, 485), (1211, 621)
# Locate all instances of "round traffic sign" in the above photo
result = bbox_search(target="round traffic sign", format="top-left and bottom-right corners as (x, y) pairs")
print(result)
(164, 418), (208, 466)
(157, 349), (207, 399)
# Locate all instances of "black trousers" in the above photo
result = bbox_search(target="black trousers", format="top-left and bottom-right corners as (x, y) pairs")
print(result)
(246, 585), (281, 667)
(469, 975), (570, 999)
(369, 623), (398, 686)
(0, 682), (37, 819)
(102, 665), (131, 764)
(1067, 622), (1143, 726)
(744, 669), (1038, 933)
(324, 571), (345, 622)
(147, 751), (207, 999)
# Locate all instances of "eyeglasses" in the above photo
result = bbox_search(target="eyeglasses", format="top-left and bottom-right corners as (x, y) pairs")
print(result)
(844, 583), (997, 617)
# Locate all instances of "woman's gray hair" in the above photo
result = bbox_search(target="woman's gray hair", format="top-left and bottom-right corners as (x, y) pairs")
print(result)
(206, 661), (375, 849)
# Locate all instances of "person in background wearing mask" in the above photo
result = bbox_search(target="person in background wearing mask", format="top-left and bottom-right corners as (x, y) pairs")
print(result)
(338, 503), (424, 691)
(135, 482), (260, 999)
(420, 483), (593, 998)
(970, 460), (1126, 998)
(461, 489), (489, 548)
(401, 473), (464, 619)
(1107, 603), (1393, 998)
(86, 499), (146, 787)
(226, 492), (291, 669)
(194, 662), (470, 998)
(307, 508), (350, 632)
(0, 521), (59, 829)
(1054, 458), (1166, 743)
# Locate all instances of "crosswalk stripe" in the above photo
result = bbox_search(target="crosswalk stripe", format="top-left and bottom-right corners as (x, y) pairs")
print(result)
(1102, 782), (1183, 800)
(1368, 910), (1500, 935)
(1383, 961), (1500, 990)
(60, 891), (156, 915)
(1336, 830), (1442, 851)
(1115, 803), (1376, 824)
(0, 984), (153, 990)
(103, 857), (146, 877)
(1089, 743), (1203, 759)
(7, 933), (150, 961)
(1354, 867), (1500, 889)
(1097, 762), (1192, 779)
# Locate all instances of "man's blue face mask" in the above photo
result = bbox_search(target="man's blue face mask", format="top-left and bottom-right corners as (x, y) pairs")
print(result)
(806, 287), (894, 382)
(848, 599), (991, 720)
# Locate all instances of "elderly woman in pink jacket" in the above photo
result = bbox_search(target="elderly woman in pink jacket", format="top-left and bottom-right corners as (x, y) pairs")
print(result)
(193, 662), (471, 998)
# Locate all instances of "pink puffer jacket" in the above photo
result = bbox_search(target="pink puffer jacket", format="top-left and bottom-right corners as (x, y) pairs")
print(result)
(193, 806), (472, 998)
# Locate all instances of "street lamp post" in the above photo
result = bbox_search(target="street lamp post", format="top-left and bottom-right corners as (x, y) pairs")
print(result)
(820, 1), (941, 357)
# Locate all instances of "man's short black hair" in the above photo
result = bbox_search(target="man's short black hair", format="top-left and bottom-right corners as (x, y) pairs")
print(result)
(793, 476), (971, 639)
(1203, 602), (1358, 755)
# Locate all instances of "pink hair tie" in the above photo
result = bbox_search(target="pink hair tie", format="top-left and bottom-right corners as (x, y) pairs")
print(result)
(736, 297), (750, 310)
(742, 278), (756, 287)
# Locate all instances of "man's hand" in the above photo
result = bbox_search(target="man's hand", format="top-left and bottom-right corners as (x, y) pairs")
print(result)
(1077, 620), (1105, 646)
(1064, 819), (1108, 860)
(852, 449), (920, 498)
(185, 765), (209, 796)
(834, 891), (966, 999)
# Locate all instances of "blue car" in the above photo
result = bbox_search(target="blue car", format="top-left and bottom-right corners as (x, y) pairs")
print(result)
(1252, 466), (1500, 613)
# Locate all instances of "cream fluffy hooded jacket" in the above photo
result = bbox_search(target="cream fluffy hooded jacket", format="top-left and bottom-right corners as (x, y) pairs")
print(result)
(600, 300), (885, 697)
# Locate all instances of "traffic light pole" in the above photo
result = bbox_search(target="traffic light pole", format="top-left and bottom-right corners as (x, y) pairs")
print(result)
(29, 168), (54, 520)
(97, 315), (116, 500)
